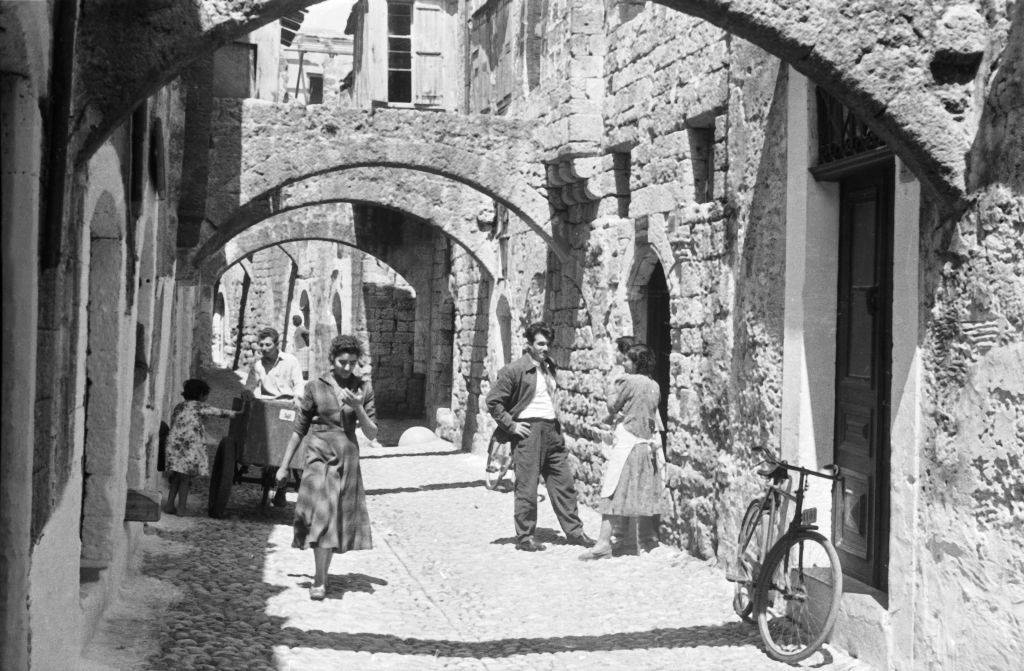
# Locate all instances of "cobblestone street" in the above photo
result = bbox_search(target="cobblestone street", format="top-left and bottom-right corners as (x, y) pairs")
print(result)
(82, 430), (871, 671)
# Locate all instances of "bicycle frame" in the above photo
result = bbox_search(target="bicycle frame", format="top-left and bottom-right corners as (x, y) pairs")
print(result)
(736, 454), (841, 579)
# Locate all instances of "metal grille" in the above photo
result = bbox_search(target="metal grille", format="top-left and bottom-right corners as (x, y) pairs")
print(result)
(815, 87), (885, 164)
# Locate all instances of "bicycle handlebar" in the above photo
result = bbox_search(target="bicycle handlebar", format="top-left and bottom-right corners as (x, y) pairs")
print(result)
(752, 445), (841, 482)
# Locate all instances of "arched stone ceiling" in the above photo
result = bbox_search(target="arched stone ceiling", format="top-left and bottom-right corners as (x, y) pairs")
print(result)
(70, 0), (1013, 209)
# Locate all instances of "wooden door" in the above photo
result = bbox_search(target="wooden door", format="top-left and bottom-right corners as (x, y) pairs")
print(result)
(833, 166), (893, 590)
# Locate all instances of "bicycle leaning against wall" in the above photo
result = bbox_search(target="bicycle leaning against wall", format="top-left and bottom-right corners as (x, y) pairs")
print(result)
(727, 444), (844, 663)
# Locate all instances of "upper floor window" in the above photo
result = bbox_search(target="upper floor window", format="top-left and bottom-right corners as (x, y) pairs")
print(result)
(386, 0), (445, 106)
(387, 1), (413, 103)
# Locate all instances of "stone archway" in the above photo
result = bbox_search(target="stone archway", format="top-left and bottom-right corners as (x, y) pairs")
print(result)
(193, 168), (499, 279)
(70, 0), (1000, 208)
(192, 101), (564, 259)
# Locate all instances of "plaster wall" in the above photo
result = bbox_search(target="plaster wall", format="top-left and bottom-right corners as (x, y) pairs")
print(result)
(780, 69), (839, 535)
(255, 22), (283, 101)
(30, 156), (95, 671)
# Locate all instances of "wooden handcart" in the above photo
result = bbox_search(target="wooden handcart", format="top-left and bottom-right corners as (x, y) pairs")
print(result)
(208, 397), (306, 518)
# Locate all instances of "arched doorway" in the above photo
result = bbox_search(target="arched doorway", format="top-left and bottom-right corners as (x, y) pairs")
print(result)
(645, 262), (671, 427)
(212, 288), (226, 366)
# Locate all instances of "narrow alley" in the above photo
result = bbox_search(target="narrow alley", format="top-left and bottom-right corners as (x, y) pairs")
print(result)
(82, 426), (869, 671)
(5, 2), (1023, 669)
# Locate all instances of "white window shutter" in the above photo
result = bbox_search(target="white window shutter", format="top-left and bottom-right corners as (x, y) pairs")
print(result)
(414, 1), (444, 105)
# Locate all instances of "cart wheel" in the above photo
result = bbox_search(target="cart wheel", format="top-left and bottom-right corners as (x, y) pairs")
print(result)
(208, 439), (235, 518)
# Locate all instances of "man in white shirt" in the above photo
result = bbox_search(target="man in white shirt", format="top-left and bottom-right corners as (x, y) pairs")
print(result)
(245, 327), (305, 403)
(244, 327), (304, 507)
(485, 322), (595, 552)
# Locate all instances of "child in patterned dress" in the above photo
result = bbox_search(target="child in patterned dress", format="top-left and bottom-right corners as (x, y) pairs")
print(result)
(164, 378), (239, 515)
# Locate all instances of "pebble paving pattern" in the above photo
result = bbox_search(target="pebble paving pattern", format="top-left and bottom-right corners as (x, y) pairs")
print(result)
(89, 430), (875, 670)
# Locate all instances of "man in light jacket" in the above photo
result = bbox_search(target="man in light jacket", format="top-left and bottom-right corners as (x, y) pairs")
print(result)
(485, 321), (595, 552)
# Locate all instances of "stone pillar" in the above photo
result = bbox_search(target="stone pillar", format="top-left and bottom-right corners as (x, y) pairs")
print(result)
(191, 280), (215, 373)
(0, 72), (40, 671)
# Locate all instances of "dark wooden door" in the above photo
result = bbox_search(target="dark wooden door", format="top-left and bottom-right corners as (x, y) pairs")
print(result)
(646, 263), (671, 430)
(833, 167), (893, 590)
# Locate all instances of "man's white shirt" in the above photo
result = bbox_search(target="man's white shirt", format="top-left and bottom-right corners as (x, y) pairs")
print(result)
(246, 351), (305, 399)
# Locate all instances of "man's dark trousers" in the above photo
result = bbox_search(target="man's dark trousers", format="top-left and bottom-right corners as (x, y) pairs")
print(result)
(513, 419), (584, 542)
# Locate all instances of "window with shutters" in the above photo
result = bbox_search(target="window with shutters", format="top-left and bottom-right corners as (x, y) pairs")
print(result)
(387, 1), (413, 103)
(469, 17), (491, 113)
(491, 0), (514, 114)
(469, 0), (514, 114)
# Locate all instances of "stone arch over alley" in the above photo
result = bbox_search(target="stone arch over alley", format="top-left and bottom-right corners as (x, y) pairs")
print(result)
(5, 2), (1022, 669)
(202, 199), (468, 425)
(193, 168), (499, 280)
(191, 101), (565, 259)
(71, 0), (986, 208)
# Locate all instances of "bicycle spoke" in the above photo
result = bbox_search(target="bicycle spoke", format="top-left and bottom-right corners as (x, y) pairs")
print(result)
(756, 532), (842, 663)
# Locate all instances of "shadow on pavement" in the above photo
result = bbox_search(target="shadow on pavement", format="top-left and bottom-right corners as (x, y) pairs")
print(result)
(141, 480), (769, 668)
(288, 572), (389, 600)
(267, 621), (759, 657)
(361, 449), (464, 460)
(365, 480), (487, 496)
(490, 527), (571, 546)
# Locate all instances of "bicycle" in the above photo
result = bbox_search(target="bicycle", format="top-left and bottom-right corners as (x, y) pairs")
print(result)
(484, 432), (514, 490)
(728, 444), (844, 663)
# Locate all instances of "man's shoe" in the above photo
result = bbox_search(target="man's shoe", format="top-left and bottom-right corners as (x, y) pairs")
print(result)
(515, 538), (547, 552)
(567, 533), (597, 548)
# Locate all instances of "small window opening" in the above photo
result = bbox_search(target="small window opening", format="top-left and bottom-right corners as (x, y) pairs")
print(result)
(307, 73), (324, 104)
(613, 151), (632, 217)
(687, 126), (715, 203)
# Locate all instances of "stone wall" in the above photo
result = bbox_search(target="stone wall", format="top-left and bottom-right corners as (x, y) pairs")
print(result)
(448, 254), (495, 453)
(913, 7), (1024, 654)
(235, 245), (295, 370)
(465, 3), (790, 560)
(362, 258), (420, 417)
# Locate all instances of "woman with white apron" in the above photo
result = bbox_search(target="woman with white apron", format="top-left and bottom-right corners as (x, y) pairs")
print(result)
(580, 343), (666, 560)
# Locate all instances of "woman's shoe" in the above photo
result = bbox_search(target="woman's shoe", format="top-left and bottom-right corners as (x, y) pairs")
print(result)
(309, 584), (326, 600)
(578, 546), (613, 561)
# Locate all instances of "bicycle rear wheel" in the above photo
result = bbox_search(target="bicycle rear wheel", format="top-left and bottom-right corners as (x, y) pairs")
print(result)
(754, 530), (842, 663)
(484, 437), (512, 490)
(733, 499), (768, 622)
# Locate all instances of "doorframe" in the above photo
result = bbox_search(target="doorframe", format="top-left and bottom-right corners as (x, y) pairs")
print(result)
(782, 67), (923, 669)
(833, 165), (895, 591)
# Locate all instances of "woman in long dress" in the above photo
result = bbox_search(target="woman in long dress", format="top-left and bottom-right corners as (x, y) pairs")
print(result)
(275, 334), (378, 600)
(580, 343), (666, 560)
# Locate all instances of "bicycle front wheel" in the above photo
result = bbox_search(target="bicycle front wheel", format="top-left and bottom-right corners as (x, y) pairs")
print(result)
(484, 438), (512, 490)
(754, 530), (842, 663)
(733, 499), (768, 622)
